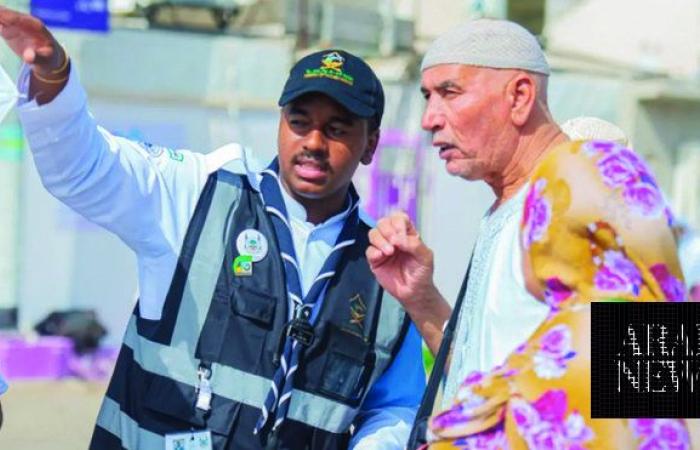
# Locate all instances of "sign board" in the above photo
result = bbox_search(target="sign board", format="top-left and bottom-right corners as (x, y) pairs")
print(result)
(30, 0), (109, 33)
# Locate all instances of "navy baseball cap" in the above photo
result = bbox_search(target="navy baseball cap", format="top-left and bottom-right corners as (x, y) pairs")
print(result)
(278, 49), (385, 129)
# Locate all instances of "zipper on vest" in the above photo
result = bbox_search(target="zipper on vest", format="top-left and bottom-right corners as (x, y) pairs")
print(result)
(196, 363), (213, 412)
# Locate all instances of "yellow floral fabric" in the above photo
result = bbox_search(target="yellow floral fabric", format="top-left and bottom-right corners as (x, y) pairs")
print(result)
(426, 140), (690, 450)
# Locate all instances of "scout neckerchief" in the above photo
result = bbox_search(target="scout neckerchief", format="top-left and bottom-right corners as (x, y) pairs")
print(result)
(254, 157), (360, 435)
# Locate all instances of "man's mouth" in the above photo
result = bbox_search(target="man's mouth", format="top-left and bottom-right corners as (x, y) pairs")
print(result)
(435, 143), (457, 160)
(293, 157), (329, 181)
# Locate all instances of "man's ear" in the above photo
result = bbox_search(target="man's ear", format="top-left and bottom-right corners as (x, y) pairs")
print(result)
(361, 128), (380, 165)
(508, 73), (537, 127)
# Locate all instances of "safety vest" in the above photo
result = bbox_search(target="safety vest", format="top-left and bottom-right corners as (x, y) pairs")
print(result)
(89, 168), (409, 450)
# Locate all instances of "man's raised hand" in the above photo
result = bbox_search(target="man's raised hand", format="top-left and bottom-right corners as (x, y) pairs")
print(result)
(366, 211), (437, 307)
(0, 7), (61, 70)
(0, 7), (68, 103)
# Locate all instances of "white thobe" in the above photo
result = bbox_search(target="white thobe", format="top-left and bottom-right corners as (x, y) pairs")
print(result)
(442, 185), (550, 406)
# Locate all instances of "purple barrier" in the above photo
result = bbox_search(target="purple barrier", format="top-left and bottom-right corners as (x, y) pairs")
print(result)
(0, 336), (73, 380)
(0, 336), (118, 381)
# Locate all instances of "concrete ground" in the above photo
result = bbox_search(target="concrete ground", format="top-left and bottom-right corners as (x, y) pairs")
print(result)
(2, 380), (700, 449)
(0, 380), (107, 450)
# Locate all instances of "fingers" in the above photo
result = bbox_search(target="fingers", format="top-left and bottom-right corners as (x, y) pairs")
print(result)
(367, 211), (425, 260)
(381, 211), (434, 265)
(35, 44), (53, 58)
(390, 211), (417, 236)
(365, 245), (389, 269)
(22, 47), (35, 64)
(0, 8), (56, 64)
(0, 7), (20, 27)
(368, 226), (394, 257)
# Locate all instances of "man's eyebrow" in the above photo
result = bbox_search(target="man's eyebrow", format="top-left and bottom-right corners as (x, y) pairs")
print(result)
(287, 105), (309, 116)
(421, 80), (461, 95)
(329, 114), (355, 126)
(436, 80), (461, 90)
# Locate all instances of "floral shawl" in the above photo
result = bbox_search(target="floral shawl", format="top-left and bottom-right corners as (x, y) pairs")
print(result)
(426, 140), (691, 450)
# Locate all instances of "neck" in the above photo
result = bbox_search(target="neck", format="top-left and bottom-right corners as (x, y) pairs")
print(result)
(302, 194), (348, 225)
(489, 120), (568, 210)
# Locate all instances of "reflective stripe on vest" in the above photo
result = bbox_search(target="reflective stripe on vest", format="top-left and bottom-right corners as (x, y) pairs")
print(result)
(96, 397), (164, 449)
(120, 315), (358, 433)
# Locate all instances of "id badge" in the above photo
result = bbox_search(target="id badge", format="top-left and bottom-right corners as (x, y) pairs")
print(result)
(164, 430), (213, 450)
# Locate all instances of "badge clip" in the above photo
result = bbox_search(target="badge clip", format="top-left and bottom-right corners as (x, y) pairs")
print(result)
(287, 307), (315, 347)
(196, 365), (212, 412)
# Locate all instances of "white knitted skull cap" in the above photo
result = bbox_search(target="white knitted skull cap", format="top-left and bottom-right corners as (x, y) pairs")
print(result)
(421, 19), (550, 76)
(560, 116), (630, 146)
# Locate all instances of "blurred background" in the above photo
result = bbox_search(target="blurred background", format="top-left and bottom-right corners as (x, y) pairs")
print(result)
(0, 0), (699, 448)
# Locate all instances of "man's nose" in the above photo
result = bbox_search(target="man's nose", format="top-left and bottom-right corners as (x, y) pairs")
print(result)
(421, 99), (445, 133)
(303, 128), (328, 153)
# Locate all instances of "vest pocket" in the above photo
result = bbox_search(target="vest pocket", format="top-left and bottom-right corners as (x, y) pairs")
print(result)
(142, 377), (240, 437)
(231, 284), (277, 327)
(317, 324), (375, 406)
(218, 284), (278, 371)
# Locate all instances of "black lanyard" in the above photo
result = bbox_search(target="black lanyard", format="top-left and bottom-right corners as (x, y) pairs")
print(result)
(407, 252), (474, 450)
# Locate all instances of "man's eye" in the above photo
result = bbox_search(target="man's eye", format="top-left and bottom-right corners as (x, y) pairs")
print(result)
(327, 126), (347, 137)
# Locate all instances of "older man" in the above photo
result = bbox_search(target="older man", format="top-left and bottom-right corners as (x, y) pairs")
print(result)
(367, 19), (565, 403)
(369, 18), (694, 449)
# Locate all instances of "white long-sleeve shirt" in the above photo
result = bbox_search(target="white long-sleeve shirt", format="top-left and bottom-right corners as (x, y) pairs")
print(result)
(17, 64), (424, 449)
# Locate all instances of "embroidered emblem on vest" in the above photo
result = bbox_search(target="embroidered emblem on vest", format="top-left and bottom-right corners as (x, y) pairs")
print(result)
(349, 294), (367, 332)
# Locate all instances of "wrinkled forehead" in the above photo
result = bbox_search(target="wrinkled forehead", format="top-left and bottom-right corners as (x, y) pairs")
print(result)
(420, 64), (513, 92)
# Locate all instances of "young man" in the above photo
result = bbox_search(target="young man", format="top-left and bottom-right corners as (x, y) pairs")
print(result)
(0, 7), (424, 449)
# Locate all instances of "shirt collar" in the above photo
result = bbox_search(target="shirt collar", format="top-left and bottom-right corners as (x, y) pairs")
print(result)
(279, 182), (352, 229)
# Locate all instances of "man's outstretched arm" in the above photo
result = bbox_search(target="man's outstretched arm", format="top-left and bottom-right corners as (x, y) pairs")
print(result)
(1, 7), (210, 259)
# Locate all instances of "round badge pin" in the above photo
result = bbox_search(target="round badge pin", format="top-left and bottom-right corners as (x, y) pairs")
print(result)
(236, 229), (269, 262)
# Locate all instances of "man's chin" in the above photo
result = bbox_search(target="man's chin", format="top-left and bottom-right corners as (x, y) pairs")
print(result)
(443, 158), (486, 181)
(289, 183), (329, 201)
(445, 161), (470, 178)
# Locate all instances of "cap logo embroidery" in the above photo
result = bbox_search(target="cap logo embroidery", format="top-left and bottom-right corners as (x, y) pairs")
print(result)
(304, 51), (354, 86)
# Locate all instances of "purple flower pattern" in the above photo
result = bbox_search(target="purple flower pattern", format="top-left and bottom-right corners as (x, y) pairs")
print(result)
(649, 263), (686, 302)
(432, 377), (487, 431)
(543, 278), (574, 310)
(630, 419), (690, 450)
(523, 179), (552, 249)
(533, 325), (577, 379)
(453, 425), (509, 450)
(432, 401), (484, 430)
(593, 250), (642, 296)
(512, 390), (594, 450)
(583, 141), (665, 218)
